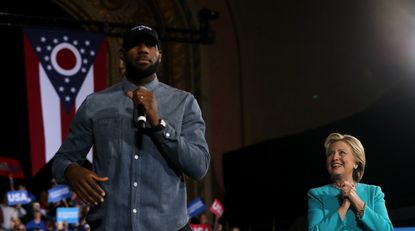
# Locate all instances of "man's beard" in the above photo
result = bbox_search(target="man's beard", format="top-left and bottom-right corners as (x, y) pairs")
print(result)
(125, 56), (161, 83)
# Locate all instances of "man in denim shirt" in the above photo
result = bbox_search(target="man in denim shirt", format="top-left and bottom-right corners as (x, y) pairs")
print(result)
(52, 25), (210, 231)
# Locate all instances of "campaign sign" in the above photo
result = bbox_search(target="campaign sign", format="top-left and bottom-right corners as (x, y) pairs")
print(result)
(395, 228), (415, 231)
(48, 184), (71, 203)
(209, 198), (224, 218)
(187, 197), (206, 218)
(190, 224), (212, 231)
(57, 207), (79, 224)
(7, 190), (31, 205)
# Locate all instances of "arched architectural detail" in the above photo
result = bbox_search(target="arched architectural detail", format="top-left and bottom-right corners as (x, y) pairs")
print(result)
(54, 0), (200, 92)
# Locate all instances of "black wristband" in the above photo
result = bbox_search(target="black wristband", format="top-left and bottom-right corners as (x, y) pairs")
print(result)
(152, 119), (166, 132)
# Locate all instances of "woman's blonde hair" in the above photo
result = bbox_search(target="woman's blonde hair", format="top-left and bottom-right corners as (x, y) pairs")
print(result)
(324, 132), (366, 182)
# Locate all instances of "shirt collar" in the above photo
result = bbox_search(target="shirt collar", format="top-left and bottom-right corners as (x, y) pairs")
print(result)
(122, 76), (160, 95)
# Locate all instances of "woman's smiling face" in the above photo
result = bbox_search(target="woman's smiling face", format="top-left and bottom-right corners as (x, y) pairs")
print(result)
(326, 140), (357, 181)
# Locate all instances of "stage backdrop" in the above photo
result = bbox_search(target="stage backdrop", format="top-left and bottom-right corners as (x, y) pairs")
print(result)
(23, 28), (107, 176)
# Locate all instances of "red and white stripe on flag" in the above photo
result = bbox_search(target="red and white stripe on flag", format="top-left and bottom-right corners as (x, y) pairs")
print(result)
(209, 198), (224, 218)
(23, 28), (107, 176)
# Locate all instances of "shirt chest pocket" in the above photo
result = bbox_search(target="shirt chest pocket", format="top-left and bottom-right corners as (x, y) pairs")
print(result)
(93, 118), (121, 157)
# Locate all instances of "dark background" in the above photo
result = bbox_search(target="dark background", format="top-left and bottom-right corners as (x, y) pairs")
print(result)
(2, 1), (415, 230)
(223, 90), (415, 229)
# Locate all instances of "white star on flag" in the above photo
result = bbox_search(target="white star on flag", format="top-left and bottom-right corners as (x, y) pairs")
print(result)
(23, 28), (108, 176)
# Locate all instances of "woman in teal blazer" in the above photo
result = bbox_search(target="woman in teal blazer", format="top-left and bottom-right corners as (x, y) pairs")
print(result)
(307, 133), (393, 231)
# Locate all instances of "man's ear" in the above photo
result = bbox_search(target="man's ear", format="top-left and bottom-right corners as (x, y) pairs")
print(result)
(119, 48), (125, 61)
(119, 48), (126, 76)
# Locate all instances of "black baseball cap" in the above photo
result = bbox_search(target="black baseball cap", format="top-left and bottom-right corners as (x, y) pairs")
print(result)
(122, 25), (159, 50)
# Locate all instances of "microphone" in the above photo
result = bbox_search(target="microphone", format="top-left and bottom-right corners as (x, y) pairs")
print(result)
(134, 104), (145, 149)
(136, 104), (146, 129)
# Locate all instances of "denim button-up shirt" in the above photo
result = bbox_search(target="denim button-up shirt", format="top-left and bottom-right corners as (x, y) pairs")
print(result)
(52, 77), (210, 230)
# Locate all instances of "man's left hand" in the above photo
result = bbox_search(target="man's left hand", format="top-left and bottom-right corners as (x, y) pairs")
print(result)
(127, 87), (160, 126)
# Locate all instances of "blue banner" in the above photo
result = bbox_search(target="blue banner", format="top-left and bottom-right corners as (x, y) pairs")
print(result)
(48, 185), (71, 203)
(395, 228), (415, 231)
(7, 190), (31, 205)
(187, 197), (206, 218)
(57, 207), (79, 224)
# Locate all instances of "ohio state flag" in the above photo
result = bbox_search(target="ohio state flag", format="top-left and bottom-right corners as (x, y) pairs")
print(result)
(23, 28), (107, 176)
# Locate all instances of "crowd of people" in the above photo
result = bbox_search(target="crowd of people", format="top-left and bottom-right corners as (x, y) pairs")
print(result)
(1, 188), (243, 231)
(190, 212), (241, 231)
(0, 185), (89, 231)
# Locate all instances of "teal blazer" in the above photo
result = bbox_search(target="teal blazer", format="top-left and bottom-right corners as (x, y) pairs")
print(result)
(307, 183), (393, 230)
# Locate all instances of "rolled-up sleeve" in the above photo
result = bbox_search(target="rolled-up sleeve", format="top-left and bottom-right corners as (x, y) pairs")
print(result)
(152, 94), (210, 180)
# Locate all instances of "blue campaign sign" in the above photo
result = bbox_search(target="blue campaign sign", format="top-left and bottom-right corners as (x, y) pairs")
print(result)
(57, 207), (79, 224)
(187, 197), (206, 218)
(48, 185), (72, 203)
(7, 190), (31, 205)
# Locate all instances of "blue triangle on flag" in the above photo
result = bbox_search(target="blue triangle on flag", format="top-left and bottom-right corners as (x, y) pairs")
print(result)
(24, 28), (105, 113)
